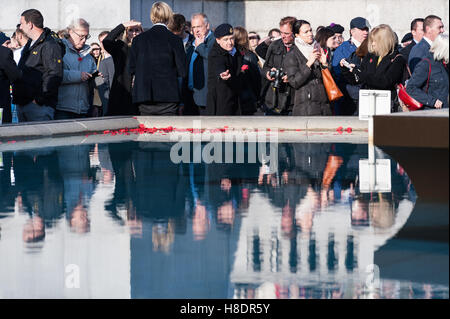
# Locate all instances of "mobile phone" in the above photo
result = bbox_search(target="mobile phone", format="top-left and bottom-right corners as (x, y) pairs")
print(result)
(342, 60), (352, 69)
(91, 70), (100, 78)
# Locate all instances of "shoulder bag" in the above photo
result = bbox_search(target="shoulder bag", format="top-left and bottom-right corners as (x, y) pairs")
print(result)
(397, 58), (432, 111)
(321, 67), (344, 102)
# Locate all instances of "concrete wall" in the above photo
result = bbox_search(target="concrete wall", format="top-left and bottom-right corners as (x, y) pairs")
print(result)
(1, 0), (448, 45)
(0, 0), (130, 45)
(131, 0), (449, 41)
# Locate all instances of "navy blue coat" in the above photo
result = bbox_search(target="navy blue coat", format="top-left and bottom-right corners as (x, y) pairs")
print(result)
(184, 32), (215, 107)
(129, 25), (186, 104)
(408, 38), (432, 74)
(406, 58), (449, 109)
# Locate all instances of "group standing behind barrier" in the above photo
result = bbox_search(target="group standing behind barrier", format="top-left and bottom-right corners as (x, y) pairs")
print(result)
(0, 2), (448, 124)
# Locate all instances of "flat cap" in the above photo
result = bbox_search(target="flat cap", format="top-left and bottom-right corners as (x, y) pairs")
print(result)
(350, 17), (371, 30)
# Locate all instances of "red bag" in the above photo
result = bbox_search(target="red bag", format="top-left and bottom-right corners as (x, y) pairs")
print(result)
(398, 58), (431, 111)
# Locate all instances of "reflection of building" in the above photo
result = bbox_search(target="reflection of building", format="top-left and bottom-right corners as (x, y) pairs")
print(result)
(230, 192), (414, 298)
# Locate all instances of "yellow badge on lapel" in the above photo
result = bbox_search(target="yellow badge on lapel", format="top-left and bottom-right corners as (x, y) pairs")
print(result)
(32, 51), (38, 55)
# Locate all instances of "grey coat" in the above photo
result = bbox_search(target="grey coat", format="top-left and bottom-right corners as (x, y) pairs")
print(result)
(283, 45), (331, 116)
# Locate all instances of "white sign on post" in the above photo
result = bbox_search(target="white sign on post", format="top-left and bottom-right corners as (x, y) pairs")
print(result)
(359, 159), (392, 193)
(359, 90), (391, 121)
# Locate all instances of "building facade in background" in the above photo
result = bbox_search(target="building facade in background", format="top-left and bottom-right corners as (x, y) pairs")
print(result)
(1, 0), (448, 46)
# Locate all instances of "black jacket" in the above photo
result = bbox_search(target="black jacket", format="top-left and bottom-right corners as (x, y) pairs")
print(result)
(207, 42), (243, 115)
(103, 24), (136, 115)
(283, 45), (331, 116)
(0, 46), (22, 123)
(12, 28), (63, 107)
(129, 25), (186, 104)
(261, 39), (294, 111)
(240, 49), (262, 115)
(344, 49), (406, 103)
(400, 41), (416, 65)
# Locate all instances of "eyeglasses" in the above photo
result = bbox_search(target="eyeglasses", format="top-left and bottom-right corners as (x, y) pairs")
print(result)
(128, 28), (141, 33)
(91, 48), (101, 51)
(71, 29), (91, 40)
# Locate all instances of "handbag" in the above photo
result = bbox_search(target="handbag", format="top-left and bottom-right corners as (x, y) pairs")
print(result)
(397, 58), (431, 111)
(321, 67), (344, 102)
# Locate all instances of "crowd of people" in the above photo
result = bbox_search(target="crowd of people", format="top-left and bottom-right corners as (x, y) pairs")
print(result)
(0, 2), (448, 124)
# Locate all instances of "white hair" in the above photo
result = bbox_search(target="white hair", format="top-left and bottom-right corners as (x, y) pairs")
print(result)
(67, 18), (90, 31)
(430, 34), (449, 64)
(191, 13), (209, 26)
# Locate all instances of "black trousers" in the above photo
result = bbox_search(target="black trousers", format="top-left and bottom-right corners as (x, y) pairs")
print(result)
(138, 102), (178, 116)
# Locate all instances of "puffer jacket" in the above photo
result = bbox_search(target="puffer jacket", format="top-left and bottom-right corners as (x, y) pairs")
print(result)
(283, 45), (331, 116)
(56, 39), (96, 114)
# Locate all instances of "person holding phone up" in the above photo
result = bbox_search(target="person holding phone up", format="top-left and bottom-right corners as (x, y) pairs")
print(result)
(55, 18), (97, 120)
(283, 19), (332, 116)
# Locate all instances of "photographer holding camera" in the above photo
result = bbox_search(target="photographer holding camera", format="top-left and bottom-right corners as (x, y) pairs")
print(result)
(260, 16), (296, 115)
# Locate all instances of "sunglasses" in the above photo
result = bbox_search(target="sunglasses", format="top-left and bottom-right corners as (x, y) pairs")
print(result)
(249, 36), (260, 40)
(128, 28), (142, 33)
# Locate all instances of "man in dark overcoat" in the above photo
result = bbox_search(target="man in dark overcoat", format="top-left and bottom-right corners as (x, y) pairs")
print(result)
(206, 24), (243, 115)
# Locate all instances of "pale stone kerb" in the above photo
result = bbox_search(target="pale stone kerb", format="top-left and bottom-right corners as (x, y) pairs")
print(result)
(306, 117), (368, 131)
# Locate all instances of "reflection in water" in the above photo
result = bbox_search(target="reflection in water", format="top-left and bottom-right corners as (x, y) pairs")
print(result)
(0, 142), (447, 299)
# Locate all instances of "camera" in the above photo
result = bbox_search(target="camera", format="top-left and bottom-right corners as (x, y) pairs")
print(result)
(269, 68), (286, 89)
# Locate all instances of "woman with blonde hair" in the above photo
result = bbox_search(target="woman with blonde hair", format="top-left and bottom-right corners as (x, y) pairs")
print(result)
(101, 20), (143, 116)
(129, 1), (186, 116)
(406, 33), (449, 109)
(343, 24), (406, 112)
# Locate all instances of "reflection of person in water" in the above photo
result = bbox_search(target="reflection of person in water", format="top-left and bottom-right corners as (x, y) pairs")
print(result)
(295, 185), (320, 233)
(22, 215), (45, 243)
(0, 152), (16, 218)
(57, 145), (94, 234)
(69, 201), (90, 233)
(152, 219), (175, 253)
(369, 193), (396, 229)
(351, 193), (370, 227)
(132, 142), (188, 251)
(206, 164), (239, 230)
(12, 148), (65, 243)
(106, 142), (143, 236)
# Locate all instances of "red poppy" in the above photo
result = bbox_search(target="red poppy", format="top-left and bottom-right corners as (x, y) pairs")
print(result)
(78, 57), (83, 62)
(241, 64), (249, 72)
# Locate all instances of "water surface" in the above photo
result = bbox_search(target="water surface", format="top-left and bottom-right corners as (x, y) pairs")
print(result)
(0, 141), (447, 299)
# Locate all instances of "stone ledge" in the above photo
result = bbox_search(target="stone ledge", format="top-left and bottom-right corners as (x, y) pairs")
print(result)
(374, 109), (449, 149)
